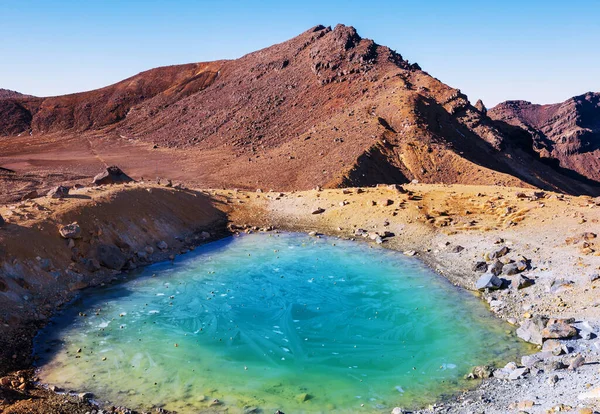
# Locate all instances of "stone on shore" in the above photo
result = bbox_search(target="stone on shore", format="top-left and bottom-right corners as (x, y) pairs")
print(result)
(157, 240), (168, 250)
(542, 339), (567, 356)
(491, 246), (509, 259)
(516, 315), (548, 345)
(489, 261), (504, 276)
(568, 354), (585, 371)
(476, 273), (503, 291)
(466, 365), (494, 379)
(59, 222), (82, 239)
(96, 244), (127, 270)
(542, 319), (578, 340)
(472, 261), (488, 272)
(514, 274), (535, 289)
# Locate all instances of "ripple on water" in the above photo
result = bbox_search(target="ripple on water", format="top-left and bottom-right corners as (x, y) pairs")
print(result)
(35, 233), (529, 413)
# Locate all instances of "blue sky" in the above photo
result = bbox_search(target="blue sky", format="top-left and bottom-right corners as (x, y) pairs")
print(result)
(1, 0), (598, 106)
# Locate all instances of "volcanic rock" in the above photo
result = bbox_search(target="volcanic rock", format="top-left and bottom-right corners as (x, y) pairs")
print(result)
(92, 165), (134, 186)
(472, 261), (488, 272)
(96, 244), (127, 270)
(542, 319), (578, 340)
(476, 273), (503, 290)
(47, 185), (70, 199)
(516, 315), (549, 345)
(59, 222), (82, 239)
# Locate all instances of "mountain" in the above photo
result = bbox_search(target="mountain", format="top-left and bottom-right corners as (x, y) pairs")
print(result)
(1, 24), (599, 196)
(0, 89), (32, 99)
(489, 93), (600, 183)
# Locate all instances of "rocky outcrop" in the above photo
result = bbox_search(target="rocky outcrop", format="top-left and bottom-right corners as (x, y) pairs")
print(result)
(0, 186), (227, 375)
(92, 166), (134, 186)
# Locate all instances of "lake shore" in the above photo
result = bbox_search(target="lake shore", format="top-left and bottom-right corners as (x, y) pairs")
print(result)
(1, 182), (599, 413)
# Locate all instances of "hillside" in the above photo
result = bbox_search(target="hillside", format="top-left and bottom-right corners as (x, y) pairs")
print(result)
(1, 24), (599, 199)
(489, 92), (600, 182)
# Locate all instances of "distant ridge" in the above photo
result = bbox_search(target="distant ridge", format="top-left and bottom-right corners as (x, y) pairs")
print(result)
(489, 92), (600, 183)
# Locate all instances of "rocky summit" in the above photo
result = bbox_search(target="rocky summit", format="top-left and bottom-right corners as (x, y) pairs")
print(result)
(0, 24), (599, 202)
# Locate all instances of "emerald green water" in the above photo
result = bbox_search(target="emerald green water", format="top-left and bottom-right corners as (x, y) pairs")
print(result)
(35, 233), (527, 413)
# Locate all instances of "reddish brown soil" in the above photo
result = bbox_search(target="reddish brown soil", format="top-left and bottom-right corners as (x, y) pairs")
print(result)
(1, 25), (599, 202)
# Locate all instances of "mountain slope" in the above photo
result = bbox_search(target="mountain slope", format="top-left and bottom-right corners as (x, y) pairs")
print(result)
(489, 93), (600, 183)
(1, 25), (599, 196)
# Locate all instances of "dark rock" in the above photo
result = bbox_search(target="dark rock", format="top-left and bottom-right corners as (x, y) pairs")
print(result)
(84, 258), (101, 272)
(78, 392), (93, 401)
(21, 190), (39, 200)
(590, 273), (600, 283)
(489, 260), (504, 276)
(503, 263), (522, 275)
(472, 261), (488, 272)
(47, 185), (70, 198)
(92, 166), (134, 186)
(312, 207), (325, 214)
(96, 244), (127, 270)
(491, 246), (510, 259)
(0, 214), (4, 227)
(474, 99), (487, 115)
(476, 273), (503, 291)
(451, 245), (464, 253)
(514, 274), (535, 289)
(38, 258), (53, 271)
(156, 240), (168, 250)
(59, 222), (82, 239)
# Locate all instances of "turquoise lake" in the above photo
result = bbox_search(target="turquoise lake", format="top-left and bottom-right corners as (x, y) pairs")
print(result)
(35, 232), (529, 413)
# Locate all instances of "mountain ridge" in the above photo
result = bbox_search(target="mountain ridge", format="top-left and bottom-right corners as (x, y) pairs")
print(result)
(1, 24), (599, 198)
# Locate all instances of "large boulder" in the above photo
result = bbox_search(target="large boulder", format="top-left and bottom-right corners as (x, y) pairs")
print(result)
(47, 185), (70, 198)
(92, 166), (134, 186)
(542, 319), (578, 340)
(516, 315), (549, 345)
(96, 244), (127, 270)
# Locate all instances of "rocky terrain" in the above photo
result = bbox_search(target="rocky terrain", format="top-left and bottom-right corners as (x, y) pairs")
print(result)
(0, 178), (599, 413)
(1, 25), (599, 201)
(1, 22), (600, 414)
(490, 93), (600, 183)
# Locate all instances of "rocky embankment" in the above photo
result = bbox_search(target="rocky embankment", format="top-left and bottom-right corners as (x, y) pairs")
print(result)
(0, 180), (227, 410)
(1, 180), (600, 413)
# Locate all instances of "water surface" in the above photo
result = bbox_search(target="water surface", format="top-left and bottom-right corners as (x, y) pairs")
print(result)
(36, 233), (528, 413)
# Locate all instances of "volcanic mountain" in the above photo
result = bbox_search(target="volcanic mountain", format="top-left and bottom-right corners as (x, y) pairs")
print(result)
(489, 92), (600, 183)
(1, 24), (599, 200)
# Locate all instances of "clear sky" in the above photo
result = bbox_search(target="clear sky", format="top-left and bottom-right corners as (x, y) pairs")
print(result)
(1, 0), (598, 106)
